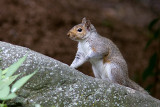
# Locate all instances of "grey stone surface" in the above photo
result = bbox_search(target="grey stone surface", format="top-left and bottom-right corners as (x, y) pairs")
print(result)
(0, 41), (159, 107)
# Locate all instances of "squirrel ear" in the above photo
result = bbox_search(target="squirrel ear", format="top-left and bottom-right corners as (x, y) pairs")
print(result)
(82, 17), (92, 30)
(85, 19), (91, 29)
(82, 17), (87, 24)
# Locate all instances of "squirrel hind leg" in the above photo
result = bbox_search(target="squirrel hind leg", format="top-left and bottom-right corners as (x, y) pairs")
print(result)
(92, 66), (101, 79)
(92, 65), (111, 82)
(105, 63), (127, 85)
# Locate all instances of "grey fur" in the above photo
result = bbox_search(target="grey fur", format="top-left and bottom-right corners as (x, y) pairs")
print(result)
(69, 18), (148, 95)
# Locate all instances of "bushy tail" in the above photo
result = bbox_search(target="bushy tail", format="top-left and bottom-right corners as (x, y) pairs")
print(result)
(127, 79), (149, 95)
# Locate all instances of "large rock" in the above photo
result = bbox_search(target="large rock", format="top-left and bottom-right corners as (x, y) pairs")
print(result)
(0, 41), (159, 107)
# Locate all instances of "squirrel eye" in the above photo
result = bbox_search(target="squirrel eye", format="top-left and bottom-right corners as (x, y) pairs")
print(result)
(77, 28), (82, 32)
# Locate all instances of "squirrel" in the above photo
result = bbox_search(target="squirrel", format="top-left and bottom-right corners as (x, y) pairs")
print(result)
(67, 17), (148, 94)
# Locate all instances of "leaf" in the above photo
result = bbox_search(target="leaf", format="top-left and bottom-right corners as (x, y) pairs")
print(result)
(144, 38), (153, 50)
(11, 70), (38, 93)
(0, 74), (20, 90)
(142, 53), (157, 80)
(0, 104), (8, 107)
(0, 85), (10, 98)
(153, 29), (160, 39)
(0, 69), (2, 80)
(148, 18), (159, 31)
(3, 55), (27, 77)
(0, 93), (17, 100)
(2, 68), (8, 75)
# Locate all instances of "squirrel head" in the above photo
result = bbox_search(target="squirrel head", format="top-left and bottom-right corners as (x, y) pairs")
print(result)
(67, 17), (96, 41)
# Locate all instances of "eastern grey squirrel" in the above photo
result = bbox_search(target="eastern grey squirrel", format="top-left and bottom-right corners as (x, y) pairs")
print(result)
(67, 17), (148, 94)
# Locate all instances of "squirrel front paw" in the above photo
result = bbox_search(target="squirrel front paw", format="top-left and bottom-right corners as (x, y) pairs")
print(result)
(70, 64), (76, 69)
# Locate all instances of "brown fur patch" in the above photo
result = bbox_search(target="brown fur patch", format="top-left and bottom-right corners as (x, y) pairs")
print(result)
(92, 46), (96, 52)
(103, 54), (110, 63)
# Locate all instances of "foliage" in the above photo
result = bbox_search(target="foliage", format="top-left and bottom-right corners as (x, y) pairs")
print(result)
(0, 55), (37, 107)
(143, 17), (160, 94)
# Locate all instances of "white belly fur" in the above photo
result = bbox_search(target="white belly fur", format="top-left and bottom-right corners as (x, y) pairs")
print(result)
(90, 59), (105, 78)
(79, 41), (108, 79)
(104, 63), (112, 80)
(79, 41), (91, 54)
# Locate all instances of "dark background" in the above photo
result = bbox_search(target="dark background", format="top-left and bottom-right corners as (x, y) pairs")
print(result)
(0, 0), (159, 99)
